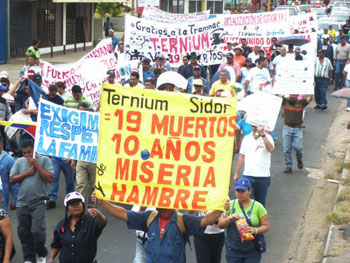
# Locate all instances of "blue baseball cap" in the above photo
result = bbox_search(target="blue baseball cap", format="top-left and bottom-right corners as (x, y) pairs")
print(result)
(323, 26), (328, 31)
(0, 85), (6, 91)
(234, 178), (251, 191)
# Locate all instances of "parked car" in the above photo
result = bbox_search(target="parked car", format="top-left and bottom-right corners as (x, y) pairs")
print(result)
(330, 11), (349, 22)
(310, 0), (324, 8)
(274, 6), (299, 16)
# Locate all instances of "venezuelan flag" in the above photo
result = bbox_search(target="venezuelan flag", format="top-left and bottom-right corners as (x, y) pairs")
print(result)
(0, 121), (37, 138)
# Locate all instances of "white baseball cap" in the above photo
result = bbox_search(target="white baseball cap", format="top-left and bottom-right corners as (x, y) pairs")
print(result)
(64, 192), (85, 206)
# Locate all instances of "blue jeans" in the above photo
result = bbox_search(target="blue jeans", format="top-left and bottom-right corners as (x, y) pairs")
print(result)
(1, 175), (19, 210)
(345, 79), (350, 107)
(134, 237), (147, 263)
(243, 176), (270, 207)
(335, 60), (347, 88)
(282, 126), (304, 168)
(49, 157), (75, 202)
(226, 250), (262, 263)
(314, 77), (328, 106)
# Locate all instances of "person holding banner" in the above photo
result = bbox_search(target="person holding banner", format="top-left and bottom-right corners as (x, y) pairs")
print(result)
(91, 192), (225, 263)
(282, 94), (313, 173)
(10, 139), (53, 263)
(48, 192), (106, 263)
(233, 125), (275, 207)
(218, 178), (269, 263)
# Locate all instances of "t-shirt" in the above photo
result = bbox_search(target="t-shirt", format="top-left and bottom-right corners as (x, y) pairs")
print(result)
(227, 199), (267, 227)
(240, 134), (274, 177)
(197, 211), (224, 234)
(234, 55), (246, 68)
(247, 52), (259, 63)
(10, 154), (53, 207)
(236, 118), (253, 138)
(282, 98), (308, 125)
(344, 63), (350, 80)
(245, 67), (270, 93)
(209, 80), (236, 97)
(272, 55), (290, 74)
(48, 95), (64, 105)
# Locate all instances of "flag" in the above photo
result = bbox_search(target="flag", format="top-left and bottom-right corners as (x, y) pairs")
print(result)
(16, 79), (47, 108)
(0, 121), (37, 138)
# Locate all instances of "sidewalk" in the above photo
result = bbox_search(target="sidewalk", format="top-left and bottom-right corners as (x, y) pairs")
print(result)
(0, 47), (93, 83)
(323, 143), (350, 263)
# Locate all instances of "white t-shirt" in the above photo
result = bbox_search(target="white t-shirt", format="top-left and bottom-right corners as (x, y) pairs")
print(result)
(197, 211), (224, 234)
(344, 63), (350, 81)
(240, 133), (274, 177)
(248, 52), (259, 63)
(245, 67), (270, 93)
(272, 55), (290, 74)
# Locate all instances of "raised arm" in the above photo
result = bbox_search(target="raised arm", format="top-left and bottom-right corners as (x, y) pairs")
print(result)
(92, 192), (128, 222)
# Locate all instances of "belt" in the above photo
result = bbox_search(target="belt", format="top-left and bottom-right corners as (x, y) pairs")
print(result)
(285, 124), (302, 128)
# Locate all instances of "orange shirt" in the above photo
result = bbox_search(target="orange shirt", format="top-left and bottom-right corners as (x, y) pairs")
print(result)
(234, 55), (246, 68)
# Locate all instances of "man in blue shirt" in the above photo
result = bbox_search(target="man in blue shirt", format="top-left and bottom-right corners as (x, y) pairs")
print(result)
(187, 66), (210, 94)
(107, 29), (120, 51)
(92, 192), (224, 263)
(142, 58), (155, 82)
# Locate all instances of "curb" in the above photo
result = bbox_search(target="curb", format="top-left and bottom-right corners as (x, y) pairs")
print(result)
(322, 144), (350, 263)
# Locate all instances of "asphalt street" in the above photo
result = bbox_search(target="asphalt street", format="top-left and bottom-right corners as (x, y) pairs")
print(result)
(7, 87), (341, 263)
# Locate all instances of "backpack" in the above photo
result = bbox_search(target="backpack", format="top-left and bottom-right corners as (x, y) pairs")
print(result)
(146, 211), (191, 247)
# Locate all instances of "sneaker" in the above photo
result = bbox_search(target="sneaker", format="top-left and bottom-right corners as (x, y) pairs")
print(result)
(320, 105), (328, 110)
(37, 257), (46, 263)
(46, 200), (56, 209)
(346, 107), (350, 112)
(314, 104), (321, 109)
(297, 159), (304, 169)
(283, 167), (292, 173)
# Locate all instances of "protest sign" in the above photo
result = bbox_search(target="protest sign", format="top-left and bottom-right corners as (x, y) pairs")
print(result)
(142, 4), (210, 23)
(34, 99), (99, 163)
(245, 91), (282, 131)
(124, 15), (226, 66)
(273, 60), (314, 95)
(288, 12), (318, 35)
(117, 60), (143, 84)
(95, 84), (237, 211)
(40, 39), (121, 108)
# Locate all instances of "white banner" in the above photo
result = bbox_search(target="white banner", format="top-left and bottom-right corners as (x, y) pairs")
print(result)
(124, 15), (226, 66)
(40, 39), (121, 108)
(273, 60), (314, 95)
(245, 91), (283, 131)
(34, 99), (99, 163)
(142, 4), (210, 23)
(288, 12), (318, 35)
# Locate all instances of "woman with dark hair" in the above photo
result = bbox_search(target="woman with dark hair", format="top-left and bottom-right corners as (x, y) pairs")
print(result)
(0, 209), (15, 263)
(48, 192), (106, 263)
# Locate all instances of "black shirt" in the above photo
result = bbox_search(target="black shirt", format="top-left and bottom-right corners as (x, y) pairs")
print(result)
(342, 24), (350, 35)
(180, 64), (207, 79)
(51, 213), (106, 263)
(48, 95), (64, 105)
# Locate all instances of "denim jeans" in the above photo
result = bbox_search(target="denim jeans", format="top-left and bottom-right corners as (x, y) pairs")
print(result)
(134, 238), (147, 263)
(194, 232), (225, 263)
(1, 175), (19, 210)
(49, 157), (75, 202)
(243, 176), (270, 207)
(335, 60), (347, 88)
(17, 199), (47, 263)
(345, 79), (350, 107)
(226, 250), (262, 263)
(282, 126), (304, 168)
(314, 77), (328, 106)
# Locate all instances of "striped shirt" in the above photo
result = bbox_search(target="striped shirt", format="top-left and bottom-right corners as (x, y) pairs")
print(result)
(64, 95), (93, 109)
(314, 57), (333, 79)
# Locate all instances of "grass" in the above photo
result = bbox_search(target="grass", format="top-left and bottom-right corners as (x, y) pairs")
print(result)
(337, 201), (350, 213)
(342, 178), (350, 186)
(341, 162), (350, 170)
(336, 188), (350, 202)
(325, 173), (336, 180)
(318, 248), (340, 258)
(326, 212), (350, 225)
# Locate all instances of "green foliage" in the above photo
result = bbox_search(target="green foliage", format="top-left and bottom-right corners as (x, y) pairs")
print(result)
(94, 3), (129, 17)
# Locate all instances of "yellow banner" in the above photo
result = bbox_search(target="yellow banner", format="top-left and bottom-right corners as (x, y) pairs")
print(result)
(96, 84), (237, 211)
